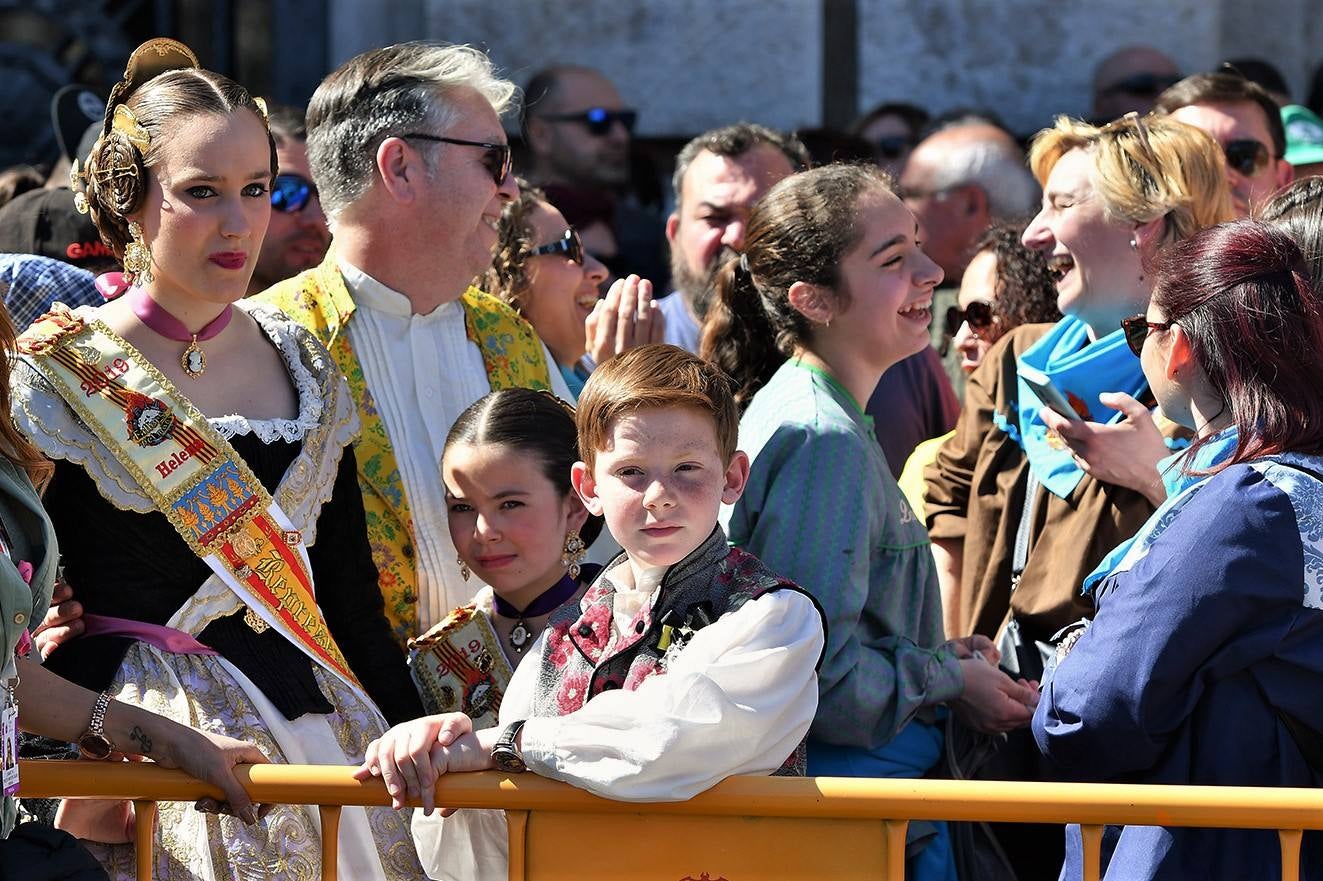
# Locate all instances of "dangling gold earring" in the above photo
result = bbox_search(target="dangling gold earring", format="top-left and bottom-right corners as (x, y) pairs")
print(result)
(561, 531), (587, 580)
(124, 221), (153, 285)
(456, 554), (470, 581)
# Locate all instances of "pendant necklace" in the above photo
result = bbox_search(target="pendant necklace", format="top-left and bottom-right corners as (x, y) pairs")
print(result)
(492, 571), (581, 654)
(128, 286), (234, 379)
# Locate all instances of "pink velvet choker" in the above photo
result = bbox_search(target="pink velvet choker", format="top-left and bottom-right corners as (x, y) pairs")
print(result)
(128, 286), (234, 379)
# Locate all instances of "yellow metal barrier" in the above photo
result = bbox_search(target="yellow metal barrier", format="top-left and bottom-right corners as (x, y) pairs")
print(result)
(20, 759), (1323, 881)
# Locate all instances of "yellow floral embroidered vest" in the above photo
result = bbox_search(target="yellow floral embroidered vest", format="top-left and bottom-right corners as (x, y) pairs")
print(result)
(257, 253), (551, 644)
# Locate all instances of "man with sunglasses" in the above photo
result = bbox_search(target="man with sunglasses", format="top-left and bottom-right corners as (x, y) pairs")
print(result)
(1091, 46), (1181, 123)
(522, 66), (669, 290)
(1156, 72), (1294, 218)
(256, 42), (573, 650)
(246, 103), (331, 294)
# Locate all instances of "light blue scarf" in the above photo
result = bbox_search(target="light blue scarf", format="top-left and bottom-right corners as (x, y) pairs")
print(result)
(1082, 427), (1240, 596)
(1011, 316), (1150, 499)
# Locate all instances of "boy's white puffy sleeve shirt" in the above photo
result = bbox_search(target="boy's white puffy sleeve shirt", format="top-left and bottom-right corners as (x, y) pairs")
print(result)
(412, 588), (823, 881)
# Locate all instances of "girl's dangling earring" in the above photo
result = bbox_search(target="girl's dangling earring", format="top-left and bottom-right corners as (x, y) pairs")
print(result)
(456, 554), (470, 581)
(561, 531), (587, 580)
(124, 220), (154, 285)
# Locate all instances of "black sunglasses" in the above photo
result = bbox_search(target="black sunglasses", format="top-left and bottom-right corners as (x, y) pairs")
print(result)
(539, 107), (638, 136)
(872, 135), (915, 161)
(1121, 314), (1175, 356)
(398, 133), (512, 185)
(530, 228), (584, 265)
(944, 301), (995, 337)
(1100, 72), (1181, 98)
(1223, 139), (1271, 178)
(270, 173), (318, 214)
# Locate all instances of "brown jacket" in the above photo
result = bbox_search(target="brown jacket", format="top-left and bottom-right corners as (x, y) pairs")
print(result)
(922, 324), (1186, 644)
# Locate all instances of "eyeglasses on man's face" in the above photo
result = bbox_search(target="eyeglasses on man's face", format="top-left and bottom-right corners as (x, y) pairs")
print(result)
(1223, 139), (1272, 178)
(538, 107), (638, 137)
(398, 133), (513, 185)
(270, 173), (318, 214)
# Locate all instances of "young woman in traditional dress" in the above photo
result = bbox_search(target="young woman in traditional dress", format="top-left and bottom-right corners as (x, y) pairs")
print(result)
(12, 39), (425, 880)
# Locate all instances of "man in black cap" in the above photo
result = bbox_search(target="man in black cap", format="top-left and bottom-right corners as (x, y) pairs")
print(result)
(0, 187), (109, 328)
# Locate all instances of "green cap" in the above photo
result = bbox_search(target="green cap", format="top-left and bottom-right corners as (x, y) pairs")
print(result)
(1282, 104), (1323, 167)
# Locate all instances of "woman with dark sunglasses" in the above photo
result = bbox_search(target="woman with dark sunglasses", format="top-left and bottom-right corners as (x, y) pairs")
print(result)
(1037, 221), (1323, 881)
(485, 182), (663, 396)
(898, 220), (1059, 521)
(947, 221), (1061, 375)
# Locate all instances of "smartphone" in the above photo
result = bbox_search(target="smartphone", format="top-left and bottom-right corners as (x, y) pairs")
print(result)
(1020, 365), (1082, 422)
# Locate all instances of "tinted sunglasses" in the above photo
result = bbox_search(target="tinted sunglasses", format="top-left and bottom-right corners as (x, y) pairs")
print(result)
(271, 173), (318, 214)
(1223, 139), (1271, 177)
(1121, 314), (1175, 356)
(540, 107), (638, 136)
(1100, 72), (1181, 98)
(944, 301), (995, 337)
(399, 133), (512, 185)
(531, 228), (584, 265)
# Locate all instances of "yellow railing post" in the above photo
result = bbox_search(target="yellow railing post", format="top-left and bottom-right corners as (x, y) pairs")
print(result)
(1080, 823), (1104, 881)
(1280, 828), (1303, 881)
(133, 799), (156, 881)
(507, 810), (529, 881)
(883, 819), (908, 879)
(319, 804), (342, 881)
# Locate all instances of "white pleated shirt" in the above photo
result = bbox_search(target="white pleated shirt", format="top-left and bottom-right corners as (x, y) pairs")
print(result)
(338, 258), (571, 629)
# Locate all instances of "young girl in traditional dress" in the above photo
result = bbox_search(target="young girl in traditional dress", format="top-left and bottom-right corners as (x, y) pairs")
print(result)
(408, 388), (604, 727)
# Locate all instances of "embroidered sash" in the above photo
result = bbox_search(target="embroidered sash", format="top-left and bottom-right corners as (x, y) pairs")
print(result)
(407, 603), (512, 729)
(17, 305), (367, 701)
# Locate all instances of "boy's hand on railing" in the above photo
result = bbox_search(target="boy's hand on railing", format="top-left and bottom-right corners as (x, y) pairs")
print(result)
(355, 713), (488, 814)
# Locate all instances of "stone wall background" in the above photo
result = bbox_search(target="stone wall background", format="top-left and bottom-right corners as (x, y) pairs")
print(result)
(326, 0), (1323, 137)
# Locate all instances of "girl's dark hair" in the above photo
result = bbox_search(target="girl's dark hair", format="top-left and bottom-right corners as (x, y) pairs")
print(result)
(80, 43), (276, 260)
(443, 388), (603, 547)
(1260, 176), (1323, 286)
(1150, 220), (1323, 469)
(700, 163), (889, 408)
(972, 219), (1062, 329)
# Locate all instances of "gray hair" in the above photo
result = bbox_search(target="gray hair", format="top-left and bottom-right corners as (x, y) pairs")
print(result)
(671, 122), (810, 206)
(306, 41), (517, 222)
(927, 140), (1040, 218)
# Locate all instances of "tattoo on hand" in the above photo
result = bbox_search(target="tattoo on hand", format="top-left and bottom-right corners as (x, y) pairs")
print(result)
(129, 725), (153, 756)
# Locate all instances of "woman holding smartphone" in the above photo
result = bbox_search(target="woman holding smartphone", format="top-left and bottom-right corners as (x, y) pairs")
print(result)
(920, 113), (1232, 877)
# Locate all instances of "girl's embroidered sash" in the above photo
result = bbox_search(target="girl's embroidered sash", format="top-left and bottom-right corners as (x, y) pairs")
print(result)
(17, 305), (366, 701)
(408, 603), (511, 730)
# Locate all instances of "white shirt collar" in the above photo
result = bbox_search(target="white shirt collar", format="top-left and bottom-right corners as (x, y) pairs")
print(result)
(337, 255), (460, 321)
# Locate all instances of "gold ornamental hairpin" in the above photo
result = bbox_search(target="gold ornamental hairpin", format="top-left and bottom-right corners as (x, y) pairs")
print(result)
(112, 105), (151, 153)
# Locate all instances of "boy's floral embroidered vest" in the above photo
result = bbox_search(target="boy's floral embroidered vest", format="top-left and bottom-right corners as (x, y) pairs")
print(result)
(529, 527), (823, 775)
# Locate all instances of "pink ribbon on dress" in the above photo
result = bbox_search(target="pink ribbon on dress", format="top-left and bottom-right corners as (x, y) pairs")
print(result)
(81, 613), (218, 656)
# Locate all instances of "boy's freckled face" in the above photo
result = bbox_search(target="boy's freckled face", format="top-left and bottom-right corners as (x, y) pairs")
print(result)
(577, 406), (748, 569)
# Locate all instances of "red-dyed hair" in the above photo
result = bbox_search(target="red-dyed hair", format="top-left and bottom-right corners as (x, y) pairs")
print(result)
(1150, 220), (1323, 469)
